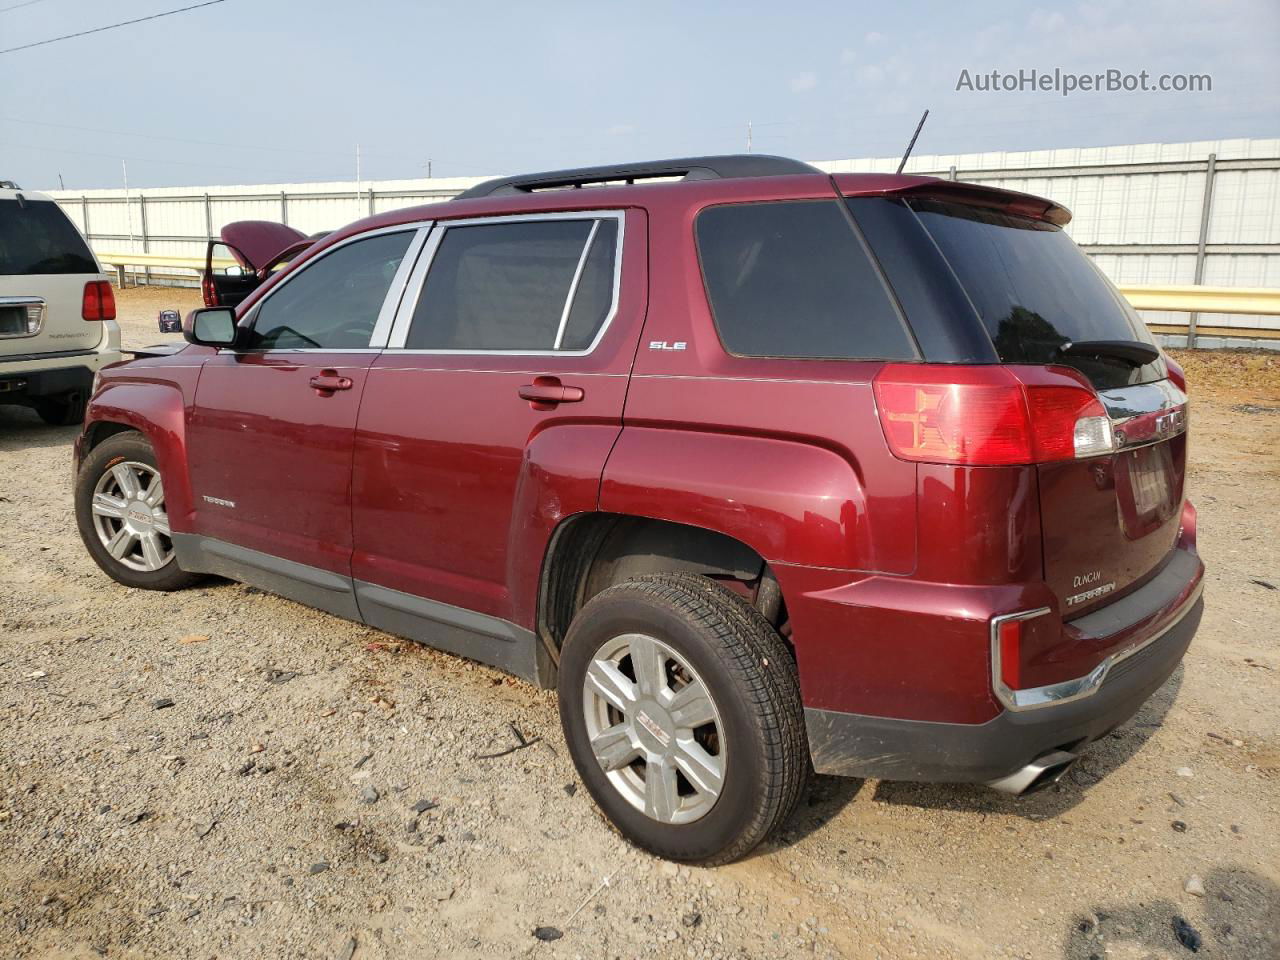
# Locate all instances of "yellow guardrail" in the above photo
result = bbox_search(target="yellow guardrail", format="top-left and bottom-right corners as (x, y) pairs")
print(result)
(1118, 284), (1280, 316)
(97, 251), (235, 271)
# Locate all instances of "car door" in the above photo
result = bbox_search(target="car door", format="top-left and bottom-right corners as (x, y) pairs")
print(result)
(184, 225), (425, 616)
(350, 210), (646, 669)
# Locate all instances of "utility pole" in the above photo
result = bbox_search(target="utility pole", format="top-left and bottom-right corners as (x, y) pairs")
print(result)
(746, 120), (753, 153)
(57, 172), (65, 190)
(122, 160), (134, 246)
(426, 158), (433, 179)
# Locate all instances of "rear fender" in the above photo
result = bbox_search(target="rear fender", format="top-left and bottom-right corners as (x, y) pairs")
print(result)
(599, 427), (878, 571)
(505, 423), (624, 629)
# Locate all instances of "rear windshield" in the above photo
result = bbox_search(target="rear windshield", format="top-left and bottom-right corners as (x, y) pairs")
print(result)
(907, 199), (1164, 385)
(0, 198), (97, 275)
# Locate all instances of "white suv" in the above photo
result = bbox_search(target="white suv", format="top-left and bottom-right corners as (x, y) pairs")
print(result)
(1, 184), (122, 425)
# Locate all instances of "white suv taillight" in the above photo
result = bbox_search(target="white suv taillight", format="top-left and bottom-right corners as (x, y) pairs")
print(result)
(82, 281), (116, 322)
(873, 364), (1115, 466)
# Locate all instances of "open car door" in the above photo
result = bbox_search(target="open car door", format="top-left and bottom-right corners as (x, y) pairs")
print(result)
(202, 220), (308, 307)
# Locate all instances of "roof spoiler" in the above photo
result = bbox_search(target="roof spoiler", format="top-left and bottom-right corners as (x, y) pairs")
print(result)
(455, 154), (821, 200)
(884, 178), (1072, 226)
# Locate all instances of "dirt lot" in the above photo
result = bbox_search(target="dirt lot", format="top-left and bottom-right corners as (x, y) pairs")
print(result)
(1, 288), (1277, 959)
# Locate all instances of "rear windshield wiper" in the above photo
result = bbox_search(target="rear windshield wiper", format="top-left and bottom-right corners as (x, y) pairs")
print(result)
(1058, 340), (1160, 367)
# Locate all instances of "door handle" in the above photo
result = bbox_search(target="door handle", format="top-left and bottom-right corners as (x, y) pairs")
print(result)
(518, 376), (585, 408)
(310, 372), (354, 393)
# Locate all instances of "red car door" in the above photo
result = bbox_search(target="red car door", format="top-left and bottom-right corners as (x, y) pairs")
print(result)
(350, 211), (646, 675)
(185, 227), (422, 615)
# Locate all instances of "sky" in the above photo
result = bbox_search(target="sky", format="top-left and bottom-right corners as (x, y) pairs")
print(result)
(1, 0), (1277, 191)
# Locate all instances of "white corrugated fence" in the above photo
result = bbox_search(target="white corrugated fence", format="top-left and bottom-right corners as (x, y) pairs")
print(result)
(46, 137), (1280, 349)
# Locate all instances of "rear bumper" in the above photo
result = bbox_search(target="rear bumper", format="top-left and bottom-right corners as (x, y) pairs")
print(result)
(0, 343), (121, 405)
(0, 360), (97, 404)
(806, 591), (1202, 783)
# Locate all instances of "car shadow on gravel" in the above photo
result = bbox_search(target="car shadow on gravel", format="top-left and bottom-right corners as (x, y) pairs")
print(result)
(0, 405), (80, 452)
(1063, 865), (1280, 958)
(867, 666), (1185, 819)
(768, 665), (1187, 847)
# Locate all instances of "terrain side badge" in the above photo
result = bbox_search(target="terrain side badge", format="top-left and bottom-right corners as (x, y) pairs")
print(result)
(202, 495), (236, 509)
(648, 340), (687, 351)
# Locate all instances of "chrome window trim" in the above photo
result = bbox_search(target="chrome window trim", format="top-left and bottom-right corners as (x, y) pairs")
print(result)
(991, 578), (1204, 712)
(555, 219), (601, 350)
(370, 225), (432, 348)
(233, 222), (431, 353)
(385, 209), (625, 357)
(0, 296), (46, 339)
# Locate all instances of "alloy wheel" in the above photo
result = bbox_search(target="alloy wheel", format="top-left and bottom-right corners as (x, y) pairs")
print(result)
(582, 632), (726, 825)
(90, 460), (173, 573)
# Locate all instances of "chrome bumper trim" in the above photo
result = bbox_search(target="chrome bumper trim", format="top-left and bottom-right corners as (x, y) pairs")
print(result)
(991, 579), (1204, 712)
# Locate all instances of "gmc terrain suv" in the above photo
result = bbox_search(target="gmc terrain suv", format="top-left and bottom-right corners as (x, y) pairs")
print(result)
(2, 184), (121, 424)
(73, 155), (1204, 864)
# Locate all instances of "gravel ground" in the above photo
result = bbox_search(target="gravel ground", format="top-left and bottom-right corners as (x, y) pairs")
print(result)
(0, 288), (1277, 959)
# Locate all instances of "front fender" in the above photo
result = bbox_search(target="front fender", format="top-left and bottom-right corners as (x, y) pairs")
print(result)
(83, 367), (202, 533)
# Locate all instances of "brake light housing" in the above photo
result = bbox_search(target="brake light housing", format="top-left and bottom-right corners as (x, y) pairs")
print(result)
(81, 281), (116, 322)
(873, 364), (1113, 466)
(201, 271), (219, 307)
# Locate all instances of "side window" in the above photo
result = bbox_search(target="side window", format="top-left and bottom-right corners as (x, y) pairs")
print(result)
(246, 231), (413, 350)
(696, 200), (916, 360)
(404, 217), (620, 352)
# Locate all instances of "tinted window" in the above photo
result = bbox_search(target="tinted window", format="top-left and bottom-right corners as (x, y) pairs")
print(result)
(696, 200), (914, 360)
(908, 199), (1164, 385)
(560, 220), (619, 350)
(406, 218), (616, 351)
(0, 199), (97, 275)
(247, 231), (412, 350)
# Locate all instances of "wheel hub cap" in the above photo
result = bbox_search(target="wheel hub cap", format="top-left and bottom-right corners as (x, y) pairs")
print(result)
(634, 704), (673, 751)
(582, 632), (725, 825)
(90, 460), (174, 573)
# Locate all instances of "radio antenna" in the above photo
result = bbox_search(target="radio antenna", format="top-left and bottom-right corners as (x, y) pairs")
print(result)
(895, 109), (930, 174)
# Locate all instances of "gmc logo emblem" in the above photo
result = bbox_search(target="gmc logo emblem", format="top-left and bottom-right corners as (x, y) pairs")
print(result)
(1155, 409), (1186, 437)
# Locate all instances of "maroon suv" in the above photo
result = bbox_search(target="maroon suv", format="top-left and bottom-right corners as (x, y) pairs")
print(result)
(73, 155), (1204, 864)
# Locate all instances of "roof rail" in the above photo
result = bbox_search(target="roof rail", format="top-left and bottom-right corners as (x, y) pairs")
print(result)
(0, 180), (21, 190)
(454, 154), (820, 200)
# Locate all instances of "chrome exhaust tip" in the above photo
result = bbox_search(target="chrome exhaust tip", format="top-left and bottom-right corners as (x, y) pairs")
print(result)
(986, 750), (1078, 797)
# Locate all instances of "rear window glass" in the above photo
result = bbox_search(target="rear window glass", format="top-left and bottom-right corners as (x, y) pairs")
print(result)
(908, 199), (1163, 383)
(0, 199), (97, 275)
(696, 200), (915, 361)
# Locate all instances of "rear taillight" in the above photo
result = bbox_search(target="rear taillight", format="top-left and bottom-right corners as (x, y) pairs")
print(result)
(201, 272), (218, 307)
(997, 617), (1024, 690)
(81, 281), (116, 322)
(1164, 353), (1187, 393)
(873, 364), (1113, 466)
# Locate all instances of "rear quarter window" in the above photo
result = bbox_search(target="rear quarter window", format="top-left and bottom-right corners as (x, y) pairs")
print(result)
(696, 200), (916, 361)
(0, 199), (97, 275)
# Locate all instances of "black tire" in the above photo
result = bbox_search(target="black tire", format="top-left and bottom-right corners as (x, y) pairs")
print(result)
(558, 573), (808, 865)
(34, 391), (86, 427)
(75, 431), (202, 591)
